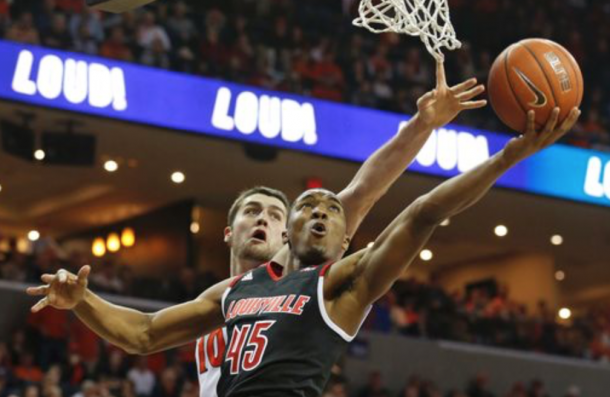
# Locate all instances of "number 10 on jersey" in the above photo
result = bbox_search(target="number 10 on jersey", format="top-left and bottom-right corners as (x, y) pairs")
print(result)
(226, 320), (275, 374)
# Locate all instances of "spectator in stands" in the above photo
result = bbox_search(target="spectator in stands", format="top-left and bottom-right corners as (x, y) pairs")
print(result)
(137, 11), (171, 55)
(5, 12), (40, 45)
(13, 353), (43, 385)
(0, 368), (9, 397)
(42, 13), (73, 50)
(63, 353), (87, 391)
(69, 7), (103, 43)
(28, 308), (69, 369)
(127, 358), (155, 397)
(503, 382), (527, 397)
(527, 379), (549, 397)
(167, 2), (197, 42)
(99, 27), (133, 62)
(465, 373), (495, 397)
(33, 0), (57, 34)
(73, 23), (98, 55)
(151, 368), (179, 397)
(95, 350), (127, 396)
(357, 371), (390, 397)
(167, 2), (198, 74)
(564, 385), (581, 397)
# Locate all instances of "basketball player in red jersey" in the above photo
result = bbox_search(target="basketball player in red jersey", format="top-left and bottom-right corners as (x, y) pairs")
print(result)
(27, 63), (488, 395)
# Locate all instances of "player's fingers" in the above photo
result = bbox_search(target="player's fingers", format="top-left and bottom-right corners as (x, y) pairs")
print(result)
(31, 297), (50, 313)
(450, 78), (477, 94)
(26, 285), (50, 296)
(77, 265), (91, 285)
(524, 110), (536, 134)
(559, 108), (581, 132)
(460, 100), (487, 110)
(542, 108), (560, 134)
(435, 60), (447, 88)
(58, 269), (69, 284)
(546, 108), (581, 145)
(41, 274), (55, 284)
(456, 84), (485, 101)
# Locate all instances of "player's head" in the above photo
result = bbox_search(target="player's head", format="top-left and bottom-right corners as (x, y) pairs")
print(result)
(225, 187), (290, 266)
(285, 189), (350, 267)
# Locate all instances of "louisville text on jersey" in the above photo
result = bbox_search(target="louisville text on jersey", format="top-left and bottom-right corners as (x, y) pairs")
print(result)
(226, 294), (311, 320)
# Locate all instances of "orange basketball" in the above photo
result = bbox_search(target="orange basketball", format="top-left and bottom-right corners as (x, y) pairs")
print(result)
(487, 38), (584, 132)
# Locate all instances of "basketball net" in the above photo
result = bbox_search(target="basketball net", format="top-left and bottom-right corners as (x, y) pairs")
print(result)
(353, 0), (461, 62)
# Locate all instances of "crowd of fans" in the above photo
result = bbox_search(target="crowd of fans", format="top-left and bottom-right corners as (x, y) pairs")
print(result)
(0, 322), (584, 397)
(2, 238), (610, 366)
(362, 276), (603, 361)
(0, 0), (609, 150)
(0, 239), (220, 303)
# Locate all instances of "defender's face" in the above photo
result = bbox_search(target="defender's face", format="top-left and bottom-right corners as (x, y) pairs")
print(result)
(287, 189), (349, 267)
(225, 194), (288, 266)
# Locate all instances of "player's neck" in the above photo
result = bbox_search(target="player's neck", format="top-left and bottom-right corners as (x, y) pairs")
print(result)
(230, 255), (261, 276)
(283, 253), (313, 276)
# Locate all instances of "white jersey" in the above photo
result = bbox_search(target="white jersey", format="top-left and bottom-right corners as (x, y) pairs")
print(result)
(195, 327), (228, 397)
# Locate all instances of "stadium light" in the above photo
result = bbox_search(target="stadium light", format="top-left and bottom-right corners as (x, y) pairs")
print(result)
(172, 171), (185, 184)
(555, 270), (565, 281)
(92, 237), (106, 257)
(121, 228), (135, 247)
(107, 233), (121, 253)
(551, 234), (563, 246)
(494, 225), (508, 237)
(190, 222), (200, 234)
(104, 160), (118, 172)
(420, 249), (433, 261)
(28, 230), (40, 241)
(559, 307), (571, 320)
(34, 149), (45, 161)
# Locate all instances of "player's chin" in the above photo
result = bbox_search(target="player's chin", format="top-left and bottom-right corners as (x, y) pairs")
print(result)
(298, 246), (329, 267)
(242, 245), (274, 263)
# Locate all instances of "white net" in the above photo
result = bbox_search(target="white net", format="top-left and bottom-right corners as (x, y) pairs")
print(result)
(353, 0), (461, 61)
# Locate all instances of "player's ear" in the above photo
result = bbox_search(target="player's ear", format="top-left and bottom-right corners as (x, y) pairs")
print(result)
(282, 230), (289, 245)
(341, 235), (351, 252)
(224, 227), (233, 245)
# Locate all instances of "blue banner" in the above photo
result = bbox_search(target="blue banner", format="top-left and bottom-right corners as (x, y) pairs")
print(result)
(1, 39), (609, 207)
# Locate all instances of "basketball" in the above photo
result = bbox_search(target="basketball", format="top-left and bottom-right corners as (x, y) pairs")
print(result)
(488, 38), (584, 132)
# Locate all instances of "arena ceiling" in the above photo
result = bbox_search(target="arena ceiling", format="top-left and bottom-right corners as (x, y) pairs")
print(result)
(1, 99), (610, 307)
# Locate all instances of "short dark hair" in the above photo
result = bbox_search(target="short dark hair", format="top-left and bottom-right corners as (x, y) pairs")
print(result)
(227, 186), (290, 227)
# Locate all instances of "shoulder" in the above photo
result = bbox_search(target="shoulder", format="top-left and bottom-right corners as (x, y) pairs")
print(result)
(197, 277), (235, 304)
(323, 248), (369, 299)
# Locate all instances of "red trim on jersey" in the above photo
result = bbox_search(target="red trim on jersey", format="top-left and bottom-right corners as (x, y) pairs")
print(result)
(320, 262), (334, 277)
(266, 262), (284, 281)
(229, 273), (245, 288)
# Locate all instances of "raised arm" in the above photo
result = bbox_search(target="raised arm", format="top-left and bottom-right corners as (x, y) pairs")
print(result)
(26, 266), (229, 355)
(338, 61), (486, 238)
(327, 108), (580, 333)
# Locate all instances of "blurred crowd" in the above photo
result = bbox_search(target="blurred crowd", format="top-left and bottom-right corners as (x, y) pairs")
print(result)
(364, 276), (610, 363)
(0, 0), (609, 150)
(3, 240), (610, 366)
(0, 239), (219, 303)
(0, 322), (583, 397)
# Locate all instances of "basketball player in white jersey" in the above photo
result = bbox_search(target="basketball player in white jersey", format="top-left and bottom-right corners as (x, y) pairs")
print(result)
(27, 63), (486, 397)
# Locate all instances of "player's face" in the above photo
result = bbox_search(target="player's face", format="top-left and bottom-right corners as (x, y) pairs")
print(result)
(287, 189), (349, 267)
(225, 194), (288, 265)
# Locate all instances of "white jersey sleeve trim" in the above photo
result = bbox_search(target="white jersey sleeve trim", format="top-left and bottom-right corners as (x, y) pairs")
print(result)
(317, 273), (371, 342)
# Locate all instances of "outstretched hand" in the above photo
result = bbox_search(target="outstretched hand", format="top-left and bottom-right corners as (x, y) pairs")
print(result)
(416, 61), (487, 130)
(502, 107), (581, 164)
(26, 265), (91, 313)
